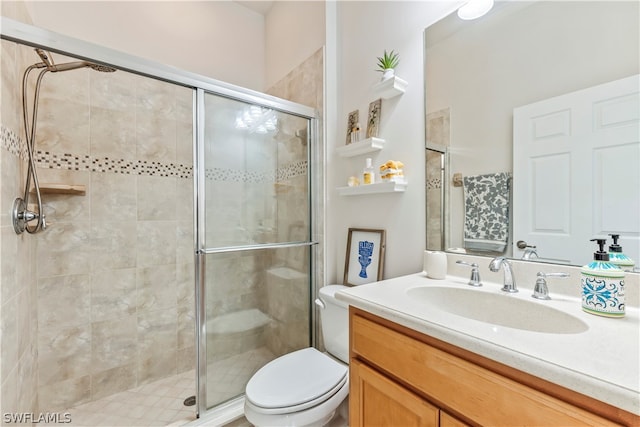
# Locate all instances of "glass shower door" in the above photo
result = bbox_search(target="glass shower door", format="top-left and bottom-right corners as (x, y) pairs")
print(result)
(426, 146), (446, 251)
(195, 90), (315, 412)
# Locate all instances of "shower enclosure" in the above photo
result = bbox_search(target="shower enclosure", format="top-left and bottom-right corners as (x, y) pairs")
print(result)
(195, 89), (317, 415)
(1, 17), (319, 424)
(426, 145), (446, 251)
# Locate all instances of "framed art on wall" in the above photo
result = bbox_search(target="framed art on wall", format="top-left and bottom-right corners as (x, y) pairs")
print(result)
(344, 228), (386, 286)
(366, 98), (382, 138)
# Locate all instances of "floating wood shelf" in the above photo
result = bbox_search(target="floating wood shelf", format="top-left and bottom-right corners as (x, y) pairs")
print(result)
(338, 181), (407, 196)
(336, 137), (385, 158)
(33, 184), (87, 196)
(372, 76), (408, 100)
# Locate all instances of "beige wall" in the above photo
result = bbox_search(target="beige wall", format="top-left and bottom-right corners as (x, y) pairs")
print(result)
(265, 1), (325, 90)
(14, 0), (266, 91)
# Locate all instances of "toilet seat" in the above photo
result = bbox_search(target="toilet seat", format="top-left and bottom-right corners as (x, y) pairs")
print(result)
(245, 347), (348, 415)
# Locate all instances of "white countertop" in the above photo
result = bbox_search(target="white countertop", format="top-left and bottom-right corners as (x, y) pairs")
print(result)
(336, 273), (640, 415)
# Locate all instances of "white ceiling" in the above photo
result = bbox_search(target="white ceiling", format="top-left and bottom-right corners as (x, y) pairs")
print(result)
(235, 1), (274, 16)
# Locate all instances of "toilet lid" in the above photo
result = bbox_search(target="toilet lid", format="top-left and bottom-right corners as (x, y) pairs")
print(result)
(245, 348), (348, 413)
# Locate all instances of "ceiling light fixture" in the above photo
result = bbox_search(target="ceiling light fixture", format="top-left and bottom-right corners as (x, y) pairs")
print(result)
(457, 0), (494, 20)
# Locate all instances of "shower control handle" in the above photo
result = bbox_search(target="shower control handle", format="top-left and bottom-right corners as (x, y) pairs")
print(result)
(20, 210), (39, 222)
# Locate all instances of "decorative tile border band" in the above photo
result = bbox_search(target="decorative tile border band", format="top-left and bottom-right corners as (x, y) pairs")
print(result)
(427, 178), (442, 190)
(2, 123), (308, 182)
(1, 124), (28, 158)
(34, 150), (194, 179)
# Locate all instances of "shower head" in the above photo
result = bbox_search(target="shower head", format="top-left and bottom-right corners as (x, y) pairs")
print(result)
(33, 48), (116, 73)
(88, 63), (117, 73)
(49, 61), (114, 72)
(48, 60), (116, 73)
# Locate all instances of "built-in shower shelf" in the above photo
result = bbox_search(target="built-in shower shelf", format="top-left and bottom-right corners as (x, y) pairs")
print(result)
(336, 137), (385, 157)
(33, 184), (86, 196)
(337, 181), (407, 196)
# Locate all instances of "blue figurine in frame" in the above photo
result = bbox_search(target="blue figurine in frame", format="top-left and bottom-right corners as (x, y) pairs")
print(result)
(344, 228), (386, 286)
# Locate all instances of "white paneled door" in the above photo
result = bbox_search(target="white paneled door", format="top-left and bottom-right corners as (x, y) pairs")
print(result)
(513, 75), (640, 265)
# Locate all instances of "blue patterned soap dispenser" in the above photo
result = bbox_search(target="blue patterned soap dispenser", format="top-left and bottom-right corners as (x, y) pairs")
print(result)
(608, 234), (635, 272)
(581, 238), (625, 318)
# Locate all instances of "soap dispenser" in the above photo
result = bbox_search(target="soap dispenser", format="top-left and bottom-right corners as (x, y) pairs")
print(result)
(608, 234), (635, 272)
(581, 238), (625, 318)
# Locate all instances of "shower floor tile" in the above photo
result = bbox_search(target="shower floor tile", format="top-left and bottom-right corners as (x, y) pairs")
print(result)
(62, 347), (276, 426)
(206, 346), (275, 407)
(64, 370), (197, 427)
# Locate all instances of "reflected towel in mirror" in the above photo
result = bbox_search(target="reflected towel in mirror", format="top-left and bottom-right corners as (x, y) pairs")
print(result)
(463, 172), (511, 252)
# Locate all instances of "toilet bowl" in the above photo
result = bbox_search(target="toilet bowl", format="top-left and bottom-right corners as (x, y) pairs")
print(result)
(244, 285), (350, 427)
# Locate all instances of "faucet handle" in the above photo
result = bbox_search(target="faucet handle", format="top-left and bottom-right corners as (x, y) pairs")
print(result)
(532, 272), (569, 300)
(456, 260), (482, 287)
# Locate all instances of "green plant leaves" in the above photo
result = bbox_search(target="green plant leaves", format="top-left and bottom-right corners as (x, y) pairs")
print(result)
(376, 50), (399, 71)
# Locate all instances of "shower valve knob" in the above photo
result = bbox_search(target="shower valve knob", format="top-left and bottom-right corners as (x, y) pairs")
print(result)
(21, 210), (38, 222)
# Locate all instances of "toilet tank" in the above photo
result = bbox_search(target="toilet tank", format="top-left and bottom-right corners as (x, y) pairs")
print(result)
(317, 285), (350, 363)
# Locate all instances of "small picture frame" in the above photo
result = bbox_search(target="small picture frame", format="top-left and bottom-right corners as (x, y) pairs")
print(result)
(344, 228), (386, 286)
(366, 98), (382, 138)
(346, 109), (359, 145)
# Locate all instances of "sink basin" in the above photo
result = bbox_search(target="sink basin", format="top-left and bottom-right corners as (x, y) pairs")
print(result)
(406, 286), (588, 334)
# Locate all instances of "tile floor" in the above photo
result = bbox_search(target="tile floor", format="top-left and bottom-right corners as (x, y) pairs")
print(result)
(64, 371), (196, 427)
(62, 347), (275, 427)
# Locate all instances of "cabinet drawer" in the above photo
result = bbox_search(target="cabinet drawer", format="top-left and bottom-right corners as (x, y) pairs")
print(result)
(351, 312), (619, 426)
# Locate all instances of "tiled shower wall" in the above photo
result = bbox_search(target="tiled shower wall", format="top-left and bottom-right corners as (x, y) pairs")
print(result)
(426, 108), (450, 251)
(1, 32), (323, 417)
(1, 2), (40, 421)
(266, 47), (324, 355)
(1, 40), (196, 412)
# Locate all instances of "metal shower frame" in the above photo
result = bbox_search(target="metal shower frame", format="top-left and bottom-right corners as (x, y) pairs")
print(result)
(1, 17), (321, 420)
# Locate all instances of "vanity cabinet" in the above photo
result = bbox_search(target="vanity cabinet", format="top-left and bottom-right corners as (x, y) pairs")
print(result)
(351, 360), (440, 426)
(349, 307), (632, 426)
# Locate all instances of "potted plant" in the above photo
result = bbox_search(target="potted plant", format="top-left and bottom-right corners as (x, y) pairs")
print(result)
(376, 50), (399, 81)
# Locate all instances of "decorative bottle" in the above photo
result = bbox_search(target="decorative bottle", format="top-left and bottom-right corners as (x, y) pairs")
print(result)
(581, 238), (625, 318)
(608, 234), (635, 272)
(350, 123), (361, 144)
(363, 158), (375, 185)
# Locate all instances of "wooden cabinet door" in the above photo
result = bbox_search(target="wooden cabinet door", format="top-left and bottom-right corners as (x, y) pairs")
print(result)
(350, 359), (439, 427)
(440, 412), (470, 427)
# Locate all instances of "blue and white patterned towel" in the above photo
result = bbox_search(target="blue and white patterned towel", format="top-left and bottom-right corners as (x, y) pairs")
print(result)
(463, 172), (511, 253)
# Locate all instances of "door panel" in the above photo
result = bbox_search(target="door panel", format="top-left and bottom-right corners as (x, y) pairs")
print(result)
(513, 74), (639, 264)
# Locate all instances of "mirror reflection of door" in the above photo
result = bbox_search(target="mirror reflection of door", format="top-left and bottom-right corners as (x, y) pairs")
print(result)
(424, 1), (639, 266)
(513, 74), (640, 265)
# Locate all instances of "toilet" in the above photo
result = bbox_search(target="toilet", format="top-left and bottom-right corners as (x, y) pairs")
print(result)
(244, 284), (350, 427)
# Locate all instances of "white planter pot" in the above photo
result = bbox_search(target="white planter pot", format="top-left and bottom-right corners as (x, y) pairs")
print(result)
(381, 68), (395, 81)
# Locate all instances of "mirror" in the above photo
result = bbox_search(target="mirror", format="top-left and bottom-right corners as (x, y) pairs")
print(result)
(425, 1), (639, 267)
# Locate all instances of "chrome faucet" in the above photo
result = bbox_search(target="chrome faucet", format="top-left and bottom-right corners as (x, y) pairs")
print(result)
(489, 257), (517, 293)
